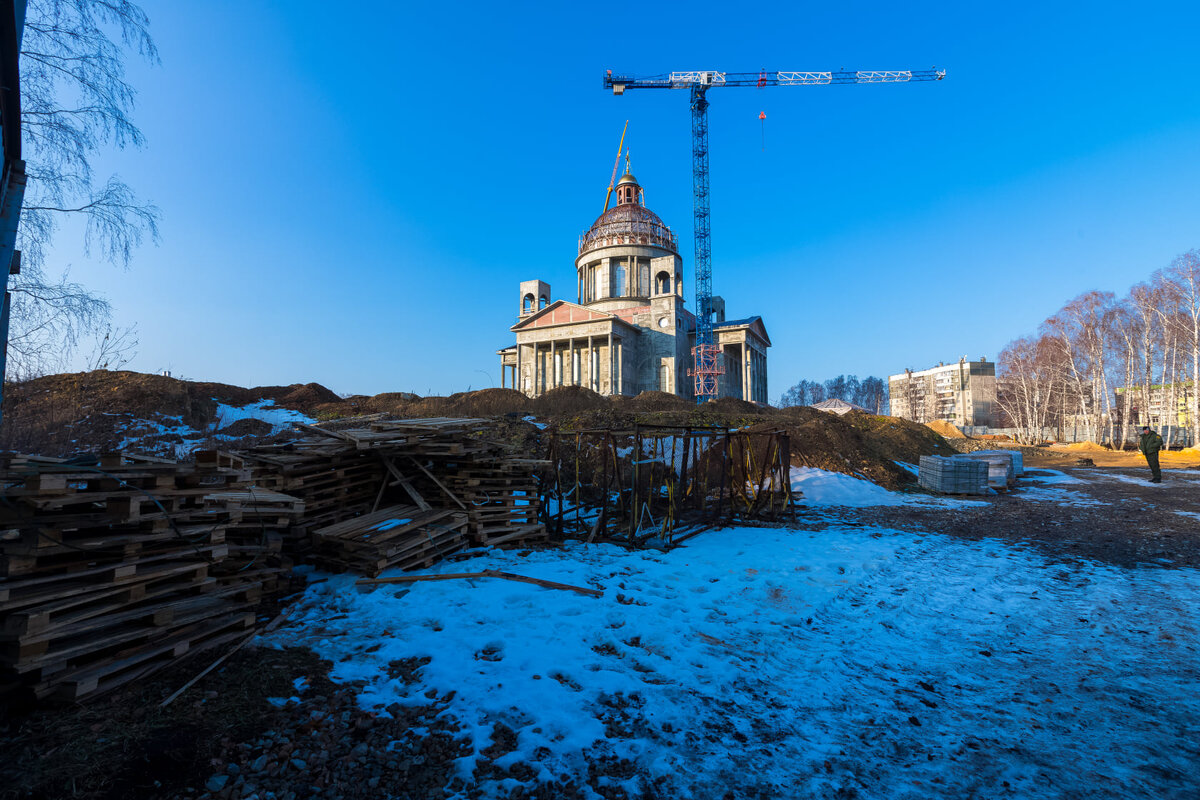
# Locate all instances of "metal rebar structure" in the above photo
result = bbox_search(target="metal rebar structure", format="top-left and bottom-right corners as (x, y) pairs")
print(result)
(543, 425), (794, 547)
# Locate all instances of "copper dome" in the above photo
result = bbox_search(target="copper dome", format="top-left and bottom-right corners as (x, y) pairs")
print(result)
(578, 203), (678, 256)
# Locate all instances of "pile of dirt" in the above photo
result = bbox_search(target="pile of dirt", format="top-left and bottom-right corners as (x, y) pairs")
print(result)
(1066, 441), (1109, 452)
(617, 391), (694, 413)
(218, 418), (275, 438)
(529, 385), (610, 416)
(551, 403), (953, 490)
(703, 396), (763, 416)
(925, 419), (966, 439)
(271, 381), (341, 409)
(2, 371), (957, 491)
(778, 407), (958, 489)
(0, 371), (345, 456)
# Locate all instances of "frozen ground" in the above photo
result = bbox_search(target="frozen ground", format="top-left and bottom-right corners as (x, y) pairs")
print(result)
(271, 470), (1200, 799)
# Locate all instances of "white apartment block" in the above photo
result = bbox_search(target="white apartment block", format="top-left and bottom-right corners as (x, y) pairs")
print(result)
(889, 358), (997, 427)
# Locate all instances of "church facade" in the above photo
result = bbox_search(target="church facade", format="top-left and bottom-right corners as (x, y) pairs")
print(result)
(497, 166), (770, 402)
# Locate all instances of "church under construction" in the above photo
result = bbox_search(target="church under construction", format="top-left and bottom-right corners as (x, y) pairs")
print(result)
(497, 163), (770, 402)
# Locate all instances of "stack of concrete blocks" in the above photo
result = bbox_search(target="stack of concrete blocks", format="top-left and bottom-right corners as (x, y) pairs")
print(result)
(918, 455), (989, 495)
(972, 449), (1023, 477)
(955, 452), (1015, 489)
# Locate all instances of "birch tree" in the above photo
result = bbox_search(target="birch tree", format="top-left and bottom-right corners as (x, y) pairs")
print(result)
(7, 0), (159, 377)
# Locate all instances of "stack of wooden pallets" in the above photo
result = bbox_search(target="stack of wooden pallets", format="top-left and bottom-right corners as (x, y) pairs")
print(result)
(311, 504), (469, 577)
(442, 458), (546, 546)
(241, 417), (547, 558)
(0, 452), (301, 701)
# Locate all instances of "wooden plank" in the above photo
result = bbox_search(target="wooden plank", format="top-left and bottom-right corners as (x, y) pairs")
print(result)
(357, 569), (601, 597)
(380, 458), (431, 511)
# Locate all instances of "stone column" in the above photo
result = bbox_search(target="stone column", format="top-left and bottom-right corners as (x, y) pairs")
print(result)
(607, 331), (614, 394)
(533, 344), (540, 397)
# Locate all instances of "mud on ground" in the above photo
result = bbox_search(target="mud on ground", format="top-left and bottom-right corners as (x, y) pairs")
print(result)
(795, 464), (1200, 570)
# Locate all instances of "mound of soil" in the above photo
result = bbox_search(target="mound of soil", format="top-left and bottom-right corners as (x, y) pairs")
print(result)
(274, 382), (341, 409)
(529, 386), (609, 416)
(925, 419), (966, 438)
(2, 371), (955, 492)
(1066, 441), (1108, 452)
(410, 388), (532, 418)
(619, 391), (694, 413)
(218, 418), (274, 438)
(703, 397), (763, 416)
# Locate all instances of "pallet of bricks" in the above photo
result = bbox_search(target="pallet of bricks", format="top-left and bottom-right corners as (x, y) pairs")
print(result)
(918, 454), (989, 495)
(0, 451), (302, 703)
(238, 417), (547, 575)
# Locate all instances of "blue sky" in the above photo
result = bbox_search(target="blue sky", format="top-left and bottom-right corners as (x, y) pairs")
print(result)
(50, 1), (1200, 398)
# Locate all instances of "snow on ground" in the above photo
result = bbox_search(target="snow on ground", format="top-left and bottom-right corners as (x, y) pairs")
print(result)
(213, 399), (313, 433)
(791, 466), (989, 508)
(116, 414), (194, 453)
(1175, 511), (1200, 521)
(1023, 469), (1088, 485)
(1011, 486), (1109, 507)
(269, 529), (1200, 799)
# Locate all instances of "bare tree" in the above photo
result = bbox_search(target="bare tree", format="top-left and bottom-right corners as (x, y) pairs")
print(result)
(6, 0), (159, 377)
(997, 335), (1065, 443)
(85, 321), (137, 370)
(1160, 250), (1200, 448)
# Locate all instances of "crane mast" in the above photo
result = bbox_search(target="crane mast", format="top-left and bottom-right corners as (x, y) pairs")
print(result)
(604, 67), (945, 403)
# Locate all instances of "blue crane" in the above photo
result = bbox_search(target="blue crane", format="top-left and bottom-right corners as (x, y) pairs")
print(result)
(603, 68), (946, 403)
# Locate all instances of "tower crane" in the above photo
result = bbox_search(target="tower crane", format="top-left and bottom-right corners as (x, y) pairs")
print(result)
(604, 68), (946, 403)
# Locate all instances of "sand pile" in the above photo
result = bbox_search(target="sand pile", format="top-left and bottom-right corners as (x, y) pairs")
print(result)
(925, 419), (966, 439)
(1065, 441), (1108, 452)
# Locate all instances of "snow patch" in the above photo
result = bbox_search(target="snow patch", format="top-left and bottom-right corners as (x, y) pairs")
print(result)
(268, 529), (1200, 799)
(213, 399), (313, 432)
(1023, 469), (1088, 485)
(791, 466), (988, 508)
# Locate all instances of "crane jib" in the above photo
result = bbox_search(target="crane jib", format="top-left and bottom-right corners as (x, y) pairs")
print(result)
(603, 66), (945, 401)
(605, 69), (945, 90)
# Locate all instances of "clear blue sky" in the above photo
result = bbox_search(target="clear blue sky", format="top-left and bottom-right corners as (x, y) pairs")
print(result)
(53, 1), (1200, 399)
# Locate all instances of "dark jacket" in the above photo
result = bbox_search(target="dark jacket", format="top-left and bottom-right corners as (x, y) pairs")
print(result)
(1139, 431), (1164, 455)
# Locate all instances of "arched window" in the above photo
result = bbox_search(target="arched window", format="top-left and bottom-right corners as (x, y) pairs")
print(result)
(615, 263), (627, 297)
(539, 295), (548, 310)
(522, 293), (535, 313)
(655, 271), (671, 295)
(660, 363), (671, 392)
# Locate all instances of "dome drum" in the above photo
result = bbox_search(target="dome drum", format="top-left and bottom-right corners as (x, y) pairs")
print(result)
(578, 205), (678, 256)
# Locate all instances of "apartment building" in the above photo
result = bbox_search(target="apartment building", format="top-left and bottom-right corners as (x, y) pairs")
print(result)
(889, 357), (997, 427)
(1113, 383), (1195, 428)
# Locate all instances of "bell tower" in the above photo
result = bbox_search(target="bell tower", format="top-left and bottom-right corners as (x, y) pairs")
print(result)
(615, 155), (643, 206)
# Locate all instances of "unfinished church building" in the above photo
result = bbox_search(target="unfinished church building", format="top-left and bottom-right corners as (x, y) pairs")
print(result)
(497, 164), (770, 401)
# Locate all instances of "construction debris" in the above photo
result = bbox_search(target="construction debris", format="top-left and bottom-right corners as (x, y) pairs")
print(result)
(240, 417), (547, 556)
(0, 451), (299, 702)
(0, 417), (549, 705)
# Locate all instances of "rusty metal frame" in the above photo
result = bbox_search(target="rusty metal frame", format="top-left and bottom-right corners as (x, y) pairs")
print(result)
(543, 425), (794, 547)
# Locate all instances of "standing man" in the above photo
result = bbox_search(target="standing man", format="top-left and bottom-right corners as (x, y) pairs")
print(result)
(1139, 425), (1164, 483)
